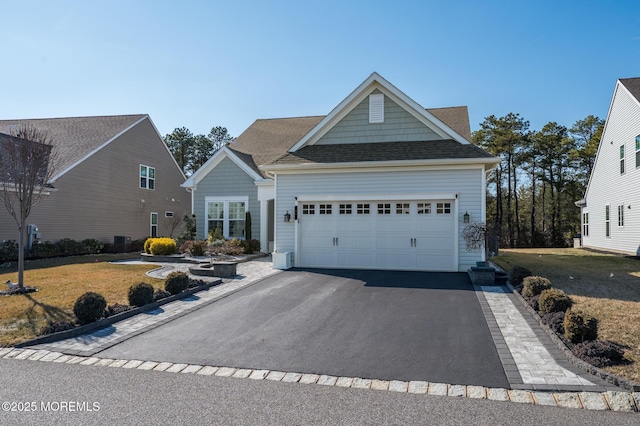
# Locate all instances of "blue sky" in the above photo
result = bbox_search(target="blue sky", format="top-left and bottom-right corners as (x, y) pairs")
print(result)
(2, 1), (639, 138)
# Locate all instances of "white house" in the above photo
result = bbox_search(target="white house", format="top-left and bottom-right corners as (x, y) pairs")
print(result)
(577, 78), (640, 255)
(183, 73), (498, 271)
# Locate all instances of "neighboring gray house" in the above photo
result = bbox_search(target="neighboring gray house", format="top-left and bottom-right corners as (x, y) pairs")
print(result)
(0, 115), (188, 244)
(184, 73), (498, 271)
(577, 78), (640, 255)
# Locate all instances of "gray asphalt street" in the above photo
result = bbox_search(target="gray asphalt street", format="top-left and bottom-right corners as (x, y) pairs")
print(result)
(98, 269), (507, 387)
(0, 358), (637, 425)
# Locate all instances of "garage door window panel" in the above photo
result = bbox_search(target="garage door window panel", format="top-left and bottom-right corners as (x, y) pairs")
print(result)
(339, 204), (352, 214)
(357, 203), (370, 214)
(377, 203), (391, 214)
(303, 204), (315, 215)
(417, 203), (431, 214)
(437, 203), (451, 214)
(396, 203), (410, 215)
(319, 204), (332, 214)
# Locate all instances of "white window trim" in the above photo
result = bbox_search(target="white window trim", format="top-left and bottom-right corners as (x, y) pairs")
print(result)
(618, 205), (625, 227)
(582, 211), (589, 237)
(150, 212), (158, 238)
(620, 145), (625, 174)
(140, 164), (156, 190)
(204, 196), (249, 239)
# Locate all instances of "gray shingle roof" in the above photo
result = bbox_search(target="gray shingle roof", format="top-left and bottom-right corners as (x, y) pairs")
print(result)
(270, 140), (495, 166)
(0, 114), (147, 176)
(228, 105), (481, 176)
(620, 78), (640, 102)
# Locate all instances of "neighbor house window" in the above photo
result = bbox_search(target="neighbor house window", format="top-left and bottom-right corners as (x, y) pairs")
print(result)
(417, 202), (431, 214)
(377, 203), (391, 214)
(618, 205), (625, 227)
(582, 212), (589, 236)
(396, 203), (410, 214)
(165, 211), (174, 218)
(436, 202), (451, 214)
(150, 212), (158, 238)
(140, 165), (155, 189)
(302, 204), (315, 215)
(339, 204), (352, 214)
(620, 145), (625, 174)
(605, 205), (610, 237)
(636, 135), (640, 168)
(206, 197), (247, 239)
(357, 203), (370, 214)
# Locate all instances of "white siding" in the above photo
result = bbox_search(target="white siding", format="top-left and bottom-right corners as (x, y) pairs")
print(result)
(583, 83), (640, 255)
(274, 167), (485, 271)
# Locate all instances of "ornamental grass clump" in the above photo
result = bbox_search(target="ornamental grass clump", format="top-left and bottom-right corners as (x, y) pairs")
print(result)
(521, 276), (551, 299)
(538, 288), (573, 315)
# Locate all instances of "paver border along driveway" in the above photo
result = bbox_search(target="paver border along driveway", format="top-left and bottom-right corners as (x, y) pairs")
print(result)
(96, 269), (510, 388)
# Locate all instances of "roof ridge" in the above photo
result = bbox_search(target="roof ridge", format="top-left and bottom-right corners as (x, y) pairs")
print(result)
(0, 114), (147, 121)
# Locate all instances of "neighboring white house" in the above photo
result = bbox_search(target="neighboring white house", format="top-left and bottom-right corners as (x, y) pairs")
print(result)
(184, 73), (498, 271)
(577, 78), (640, 255)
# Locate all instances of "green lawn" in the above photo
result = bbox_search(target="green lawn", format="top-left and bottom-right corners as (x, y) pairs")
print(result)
(0, 254), (163, 347)
(493, 248), (640, 383)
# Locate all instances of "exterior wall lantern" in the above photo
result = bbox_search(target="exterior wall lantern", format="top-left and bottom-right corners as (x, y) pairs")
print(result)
(284, 211), (291, 222)
(463, 211), (470, 223)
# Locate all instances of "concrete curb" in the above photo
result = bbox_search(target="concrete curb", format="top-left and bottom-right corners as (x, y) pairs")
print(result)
(1, 348), (638, 412)
(15, 279), (222, 348)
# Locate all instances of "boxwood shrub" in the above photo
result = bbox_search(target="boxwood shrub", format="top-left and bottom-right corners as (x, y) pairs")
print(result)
(147, 238), (177, 255)
(73, 292), (107, 324)
(165, 271), (189, 295)
(521, 276), (551, 299)
(538, 288), (573, 315)
(128, 282), (155, 307)
(508, 265), (532, 286)
(564, 309), (598, 343)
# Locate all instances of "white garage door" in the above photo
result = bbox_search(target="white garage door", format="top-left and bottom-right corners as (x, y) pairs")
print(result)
(297, 200), (456, 271)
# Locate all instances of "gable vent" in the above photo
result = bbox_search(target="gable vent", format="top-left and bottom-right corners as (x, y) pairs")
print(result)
(369, 93), (384, 123)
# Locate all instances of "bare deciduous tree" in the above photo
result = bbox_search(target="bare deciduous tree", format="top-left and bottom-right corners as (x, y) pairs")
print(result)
(0, 124), (59, 289)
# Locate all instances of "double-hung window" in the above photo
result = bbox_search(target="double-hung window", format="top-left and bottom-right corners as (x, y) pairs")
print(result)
(206, 197), (247, 239)
(618, 205), (625, 227)
(620, 145), (625, 174)
(605, 205), (610, 238)
(140, 165), (155, 189)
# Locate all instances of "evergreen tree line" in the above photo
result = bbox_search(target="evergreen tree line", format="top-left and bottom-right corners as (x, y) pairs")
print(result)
(472, 113), (603, 248)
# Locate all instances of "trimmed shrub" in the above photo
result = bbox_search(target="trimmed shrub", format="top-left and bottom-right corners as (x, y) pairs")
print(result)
(541, 311), (566, 335)
(508, 265), (532, 286)
(143, 238), (153, 254)
(165, 271), (189, 295)
(564, 309), (598, 343)
(521, 276), (551, 299)
(181, 240), (208, 256)
(538, 288), (573, 315)
(572, 340), (626, 368)
(153, 288), (171, 301)
(128, 282), (154, 307)
(40, 320), (76, 335)
(148, 238), (177, 255)
(105, 303), (133, 317)
(73, 292), (107, 324)
(527, 294), (540, 312)
(241, 239), (261, 254)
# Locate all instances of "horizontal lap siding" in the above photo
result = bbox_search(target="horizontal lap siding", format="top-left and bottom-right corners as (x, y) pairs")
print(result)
(317, 90), (440, 145)
(275, 168), (484, 271)
(584, 85), (640, 255)
(193, 157), (259, 240)
(0, 118), (188, 243)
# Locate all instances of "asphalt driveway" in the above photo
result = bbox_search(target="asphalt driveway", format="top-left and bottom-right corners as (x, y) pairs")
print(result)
(98, 269), (509, 388)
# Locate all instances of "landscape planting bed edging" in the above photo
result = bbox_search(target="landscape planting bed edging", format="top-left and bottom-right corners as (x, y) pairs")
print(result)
(489, 262), (640, 392)
(509, 283), (640, 392)
(15, 279), (222, 348)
